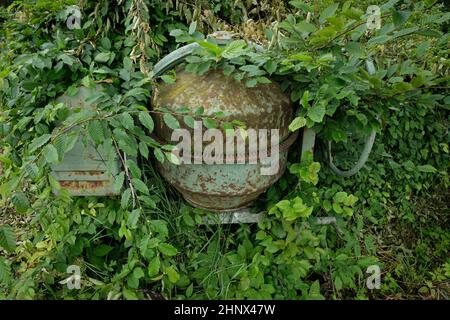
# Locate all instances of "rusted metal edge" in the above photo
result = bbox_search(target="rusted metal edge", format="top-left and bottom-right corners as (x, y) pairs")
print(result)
(202, 208), (264, 225)
(203, 208), (342, 228)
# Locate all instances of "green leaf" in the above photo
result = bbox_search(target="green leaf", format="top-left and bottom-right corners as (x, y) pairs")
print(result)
(107, 210), (116, 225)
(189, 21), (197, 35)
(94, 244), (113, 257)
(221, 40), (247, 59)
(127, 274), (139, 289)
(203, 118), (217, 129)
(43, 144), (59, 164)
(333, 191), (348, 203)
(133, 267), (145, 280)
(319, 3), (339, 23)
(65, 134), (79, 154)
(139, 142), (149, 158)
(163, 113), (180, 130)
(245, 78), (258, 87)
(165, 152), (181, 165)
(196, 61), (211, 75)
(296, 21), (317, 33)
(344, 194), (358, 207)
(126, 159), (141, 179)
(148, 258), (161, 277)
(24, 163), (39, 180)
(186, 283), (194, 297)
(122, 287), (139, 300)
(81, 76), (94, 88)
(392, 10), (410, 27)
(87, 120), (105, 144)
(415, 28), (442, 38)
(138, 112), (154, 133)
(334, 276), (343, 290)
(223, 64), (235, 76)
(48, 175), (61, 192)
(368, 35), (390, 45)
(183, 115), (196, 129)
(169, 29), (184, 37)
(94, 52), (111, 63)
(0, 256), (10, 283)
(308, 103), (326, 123)
(127, 209), (141, 228)
(159, 243), (178, 257)
(154, 148), (165, 163)
(132, 178), (150, 195)
(332, 202), (343, 214)
(53, 135), (68, 160)
(256, 76), (271, 84)
(160, 75), (175, 84)
(0, 225), (16, 252)
(289, 1), (312, 12)
(121, 188), (131, 209)
(240, 65), (265, 77)
(308, 280), (324, 299)
(165, 266), (180, 284)
(393, 27), (420, 39)
(11, 192), (29, 214)
(264, 60), (277, 74)
(100, 37), (112, 50)
(300, 90), (310, 108)
(118, 113), (135, 130)
(29, 134), (52, 153)
(194, 107), (205, 116)
(289, 117), (307, 132)
(185, 63), (198, 73)
(416, 41), (430, 58)
(185, 55), (203, 64)
(417, 164), (437, 173)
(323, 200), (332, 212)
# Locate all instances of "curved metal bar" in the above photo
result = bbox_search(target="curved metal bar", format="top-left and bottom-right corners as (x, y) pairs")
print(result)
(152, 35), (265, 79)
(327, 59), (378, 177)
(152, 42), (200, 78)
(328, 129), (377, 177)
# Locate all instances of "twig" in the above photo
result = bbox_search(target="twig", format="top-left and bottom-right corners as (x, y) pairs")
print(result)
(313, 12), (391, 50)
(112, 136), (137, 208)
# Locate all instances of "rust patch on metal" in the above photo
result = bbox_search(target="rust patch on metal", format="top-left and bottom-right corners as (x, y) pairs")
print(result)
(59, 180), (106, 190)
(69, 171), (105, 176)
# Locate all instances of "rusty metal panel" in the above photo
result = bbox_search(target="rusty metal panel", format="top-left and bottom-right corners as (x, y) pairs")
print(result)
(51, 138), (121, 196)
(51, 86), (122, 196)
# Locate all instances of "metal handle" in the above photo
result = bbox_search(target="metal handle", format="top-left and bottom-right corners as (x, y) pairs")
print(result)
(152, 32), (264, 78)
(327, 60), (378, 177)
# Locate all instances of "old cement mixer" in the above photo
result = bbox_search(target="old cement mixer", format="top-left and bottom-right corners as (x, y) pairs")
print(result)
(151, 34), (377, 223)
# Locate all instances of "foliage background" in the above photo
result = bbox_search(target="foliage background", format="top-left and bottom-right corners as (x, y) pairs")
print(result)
(0, 0), (448, 299)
